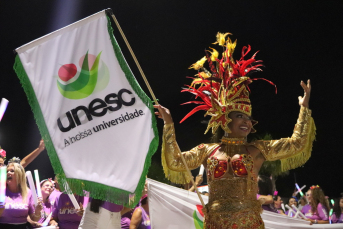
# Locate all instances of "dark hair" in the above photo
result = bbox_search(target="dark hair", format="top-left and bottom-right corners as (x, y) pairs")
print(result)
(211, 127), (224, 143)
(90, 198), (104, 213)
(333, 197), (343, 219)
(141, 196), (148, 205)
(310, 187), (330, 216)
(273, 195), (281, 201)
(288, 197), (297, 205)
(258, 175), (273, 195)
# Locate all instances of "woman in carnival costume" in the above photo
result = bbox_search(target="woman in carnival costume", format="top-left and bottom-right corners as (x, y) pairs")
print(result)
(154, 32), (316, 229)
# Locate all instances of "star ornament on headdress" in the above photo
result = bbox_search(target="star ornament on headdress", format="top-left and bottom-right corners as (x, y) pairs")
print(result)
(205, 99), (232, 134)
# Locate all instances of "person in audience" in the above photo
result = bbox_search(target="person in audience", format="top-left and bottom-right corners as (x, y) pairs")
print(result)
(0, 158), (43, 229)
(332, 196), (343, 223)
(202, 191), (209, 196)
(121, 208), (134, 229)
(78, 197), (123, 229)
(301, 189), (312, 214)
(273, 195), (286, 215)
(302, 185), (329, 224)
(257, 175), (276, 213)
(20, 140), (45, 168)
(49, 192), (85, 229)
(29, 179), (60, 227)
(298, 196), (307, 211)
(130, 194), (150, 229)
(288, 197), (298, 208)
(0, 140), (45, 168)
(285, 197), (298, 217)
(188, 175), (203, 192)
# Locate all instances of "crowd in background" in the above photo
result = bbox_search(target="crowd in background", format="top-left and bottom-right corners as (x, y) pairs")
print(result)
(0, 144), (342, 228)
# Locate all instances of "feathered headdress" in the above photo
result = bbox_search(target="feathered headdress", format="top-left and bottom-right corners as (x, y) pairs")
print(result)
(180, 32), (276, 134)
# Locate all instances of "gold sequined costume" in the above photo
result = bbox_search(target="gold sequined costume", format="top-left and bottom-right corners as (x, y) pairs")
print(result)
(162, 106), (315, 229)
(161, 33), (316, 228)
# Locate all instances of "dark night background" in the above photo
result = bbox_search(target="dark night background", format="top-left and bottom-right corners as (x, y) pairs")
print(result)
(1, 1), (342, 199)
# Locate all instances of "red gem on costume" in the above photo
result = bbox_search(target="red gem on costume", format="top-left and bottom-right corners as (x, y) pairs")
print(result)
(231, 156), (248, 176)
(213, 160), (228, 178)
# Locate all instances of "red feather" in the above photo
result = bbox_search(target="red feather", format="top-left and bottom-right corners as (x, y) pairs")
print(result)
(180, 105), (211, 123)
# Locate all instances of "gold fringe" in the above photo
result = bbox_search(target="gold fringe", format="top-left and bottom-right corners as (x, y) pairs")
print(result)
(280, 117), (316, 172)
(161, 134), (190, 184)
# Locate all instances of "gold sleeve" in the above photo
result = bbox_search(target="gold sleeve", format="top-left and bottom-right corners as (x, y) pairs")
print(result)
(252, 106), (316, 172)
(161, 123), (218, 184)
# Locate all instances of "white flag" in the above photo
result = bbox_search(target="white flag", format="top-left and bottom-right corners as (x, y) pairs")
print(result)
(148, 179), (340, 229)
(14, 10), (158, 207)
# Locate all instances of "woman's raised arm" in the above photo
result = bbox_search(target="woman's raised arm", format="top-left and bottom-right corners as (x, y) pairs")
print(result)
(252, 80), (315, 172)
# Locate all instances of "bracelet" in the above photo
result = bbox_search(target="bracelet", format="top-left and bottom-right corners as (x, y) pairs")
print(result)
(314, 219), (318, 224)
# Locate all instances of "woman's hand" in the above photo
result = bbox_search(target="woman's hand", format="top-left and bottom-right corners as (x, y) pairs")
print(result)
(76, 202), (84, 216)
(32, 222), (43, 227)
(305, 218), (313, 225)
(38, 139), (45, 152)
(153, 105), (173, 125)
(50, 219), (59, 227)
(298, 79), (311, 108)
(35, 198), (43, 215)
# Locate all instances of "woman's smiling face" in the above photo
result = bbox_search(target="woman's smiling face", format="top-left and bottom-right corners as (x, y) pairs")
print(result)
(41, 180), (54, 197)
(227, 112), (252, 138)
(6, 165), (17, 185)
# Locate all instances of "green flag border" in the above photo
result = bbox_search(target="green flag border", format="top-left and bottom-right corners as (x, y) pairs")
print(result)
(13, 14), (159, 208)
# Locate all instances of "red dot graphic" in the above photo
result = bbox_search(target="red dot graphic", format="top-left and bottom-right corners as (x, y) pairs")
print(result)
(58, 64), (77, 82)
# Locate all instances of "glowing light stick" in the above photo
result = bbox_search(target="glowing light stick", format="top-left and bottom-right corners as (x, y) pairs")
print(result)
(285, 204), (297, 217)
(329, 209), (333, 224)
(0, 98), (9, 122)
(199, 165), (205, 176)
(63, 180), (80, 209)
(42, 212), (52, 227)
(291, 204), (307, 219)
(26, 171), (38, 205)
(274, 190), (278, 196)
(331, 199), (334, 206)
(34, 170), (42, 199)
(0, 166), (7, 206)
(281, 203), (286, 213)
(295, 183), (305, 196)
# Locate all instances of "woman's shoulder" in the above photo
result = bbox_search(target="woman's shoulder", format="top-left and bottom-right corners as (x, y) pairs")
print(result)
(132, 207), (142, 216)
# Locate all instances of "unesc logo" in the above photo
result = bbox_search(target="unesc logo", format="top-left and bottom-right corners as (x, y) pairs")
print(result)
(56, 51), (137, 133)
(56, 51), (109, 99)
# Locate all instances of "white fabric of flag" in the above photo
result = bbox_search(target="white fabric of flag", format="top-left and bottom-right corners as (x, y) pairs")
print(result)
(14, 10), (158, 207)
(147, 179), (341, 229)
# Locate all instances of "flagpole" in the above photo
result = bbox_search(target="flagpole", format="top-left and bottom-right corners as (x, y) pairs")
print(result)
(106, 9), (206, 209)
(106, 9), (158, 105)
(178, 144), (206, 208)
